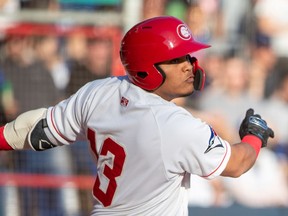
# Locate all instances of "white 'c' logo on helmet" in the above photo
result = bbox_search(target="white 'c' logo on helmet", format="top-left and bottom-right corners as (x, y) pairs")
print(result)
(177, 24), (192, 40)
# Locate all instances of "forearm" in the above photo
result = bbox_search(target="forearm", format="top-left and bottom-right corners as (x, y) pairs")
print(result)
(221, 135), (261, 177)
(0, 108), (47, 150)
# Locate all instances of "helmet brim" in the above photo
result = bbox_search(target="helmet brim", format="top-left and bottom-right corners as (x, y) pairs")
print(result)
(155, 40), (211, 64)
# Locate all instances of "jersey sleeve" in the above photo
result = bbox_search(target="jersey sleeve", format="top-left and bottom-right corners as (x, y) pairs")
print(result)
(46, 77), (119, 145)
(161, 110), (231, 180)
(46, 82), (94, 145)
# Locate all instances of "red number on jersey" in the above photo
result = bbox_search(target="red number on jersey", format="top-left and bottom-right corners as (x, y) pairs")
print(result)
(88, 128), (126, 207)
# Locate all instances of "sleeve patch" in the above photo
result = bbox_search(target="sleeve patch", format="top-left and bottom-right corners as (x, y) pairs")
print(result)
(204, 126), (224, 154)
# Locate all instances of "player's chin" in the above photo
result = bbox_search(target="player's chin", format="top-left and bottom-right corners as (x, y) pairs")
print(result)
(181, 91), (194, 98)
(177, 88), (194, 98)
(173, 84), (195, 98)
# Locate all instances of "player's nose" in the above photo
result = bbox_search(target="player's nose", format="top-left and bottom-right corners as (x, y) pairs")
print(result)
(182, 57), (193, 72)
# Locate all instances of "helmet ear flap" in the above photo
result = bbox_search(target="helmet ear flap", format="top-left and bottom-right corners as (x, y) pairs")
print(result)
(189, 56), (206, 91)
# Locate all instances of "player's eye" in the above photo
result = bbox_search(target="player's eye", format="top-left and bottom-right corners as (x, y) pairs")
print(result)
(167, 56), (189, 64)
(169, 58), (181, 64)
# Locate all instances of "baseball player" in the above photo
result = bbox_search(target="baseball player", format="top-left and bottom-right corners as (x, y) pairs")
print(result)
(0, 16), (274, 215)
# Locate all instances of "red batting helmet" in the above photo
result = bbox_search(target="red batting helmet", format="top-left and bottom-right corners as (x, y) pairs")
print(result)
(120, 16), (210, 91)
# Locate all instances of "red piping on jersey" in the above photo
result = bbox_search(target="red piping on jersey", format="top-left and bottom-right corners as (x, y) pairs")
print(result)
(202, 141), (229, 178)
(0, 126), (13, 150)
(50, 107), (74, 143)
(88, 128), (98, 160)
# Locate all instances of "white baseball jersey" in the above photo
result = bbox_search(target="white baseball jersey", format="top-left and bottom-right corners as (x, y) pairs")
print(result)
(46, 76), (231, 215)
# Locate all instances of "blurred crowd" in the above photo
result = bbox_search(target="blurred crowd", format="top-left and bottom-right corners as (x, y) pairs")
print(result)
(0, 0), (288, 215)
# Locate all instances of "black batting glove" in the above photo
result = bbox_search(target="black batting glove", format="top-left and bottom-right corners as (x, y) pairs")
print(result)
(239, 108), (274, 147)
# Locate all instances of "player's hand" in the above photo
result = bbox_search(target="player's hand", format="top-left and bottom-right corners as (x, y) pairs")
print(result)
(239, 108), (274, 147)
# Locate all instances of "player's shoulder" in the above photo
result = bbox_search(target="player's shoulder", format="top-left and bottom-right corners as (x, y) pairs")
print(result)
(152, 102), (203, 130)
(89, 75), (129, 86)
(79, 76), (129, 93)
(152, 101), (193, 117)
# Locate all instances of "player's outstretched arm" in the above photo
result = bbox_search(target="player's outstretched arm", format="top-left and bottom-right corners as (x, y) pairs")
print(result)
(0, 108), (59, 151)
(221, 108), (274, 177)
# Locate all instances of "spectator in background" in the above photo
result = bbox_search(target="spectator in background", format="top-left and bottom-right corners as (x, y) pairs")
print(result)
(143, 0), (166, 19)
(0, 35), (80, 216)
(66, 38), (112, 95)
(34, 35), (70, 100)
(0, 70), (17, 124)
(199, 51), (225, 96)
(218, 0), (251, 53)
(196, 0), (222, 39)
(254, 0), (288, 59)
(65, 32), (88, 64)
(0, 36), (59, 114)
(64, 32), (88, 93)
(248, 36), (277, 100)
(184, 2), (212, 46)
(260, 70), (288, 162)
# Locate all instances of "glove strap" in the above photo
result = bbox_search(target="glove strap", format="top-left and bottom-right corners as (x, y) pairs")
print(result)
(0, 126), (13, 150)
(242, 134), (262, 156)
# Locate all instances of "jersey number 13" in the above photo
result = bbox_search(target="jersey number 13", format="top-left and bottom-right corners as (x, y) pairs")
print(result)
(88, 128), (126, 207)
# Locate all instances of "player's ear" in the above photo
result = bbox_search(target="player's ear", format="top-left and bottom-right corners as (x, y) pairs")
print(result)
(189, 56), (206, 91)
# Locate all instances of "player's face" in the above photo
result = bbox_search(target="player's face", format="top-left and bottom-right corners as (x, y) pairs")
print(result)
(154, 55), (195, 101)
